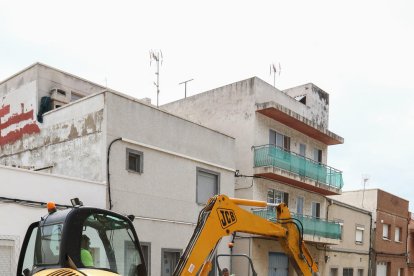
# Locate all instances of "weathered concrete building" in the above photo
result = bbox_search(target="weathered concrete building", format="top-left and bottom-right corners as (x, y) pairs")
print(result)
(163, 77), (346, 275)
(0, 63), (236, 275)
(331, 189), (409, 276)
(325, 198), (371, 276)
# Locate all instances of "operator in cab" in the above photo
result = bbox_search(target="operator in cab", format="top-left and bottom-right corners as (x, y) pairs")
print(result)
(80, 234), (94, 267)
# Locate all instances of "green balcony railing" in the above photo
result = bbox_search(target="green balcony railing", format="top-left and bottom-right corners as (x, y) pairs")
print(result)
(252, 208), (341, 240)
(253, 144), (344, 189)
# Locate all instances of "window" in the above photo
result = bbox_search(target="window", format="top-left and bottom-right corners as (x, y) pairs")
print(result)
(339, 222), (344, 240)
(311, 202), (320, 218)
(296, 197), (304, 215)
(382, 224), (390, 239)
(126, 148), (143, 173)
(395, 227), (402, 242)
(343, 268), (354, 276)
(269, 130), (290, 151)
(299, 144), (306, 157)
(357, 269), (363, 276)
(397, 268), (403, 276)
(267, 189), (289, 207)
(313, 148), (322, 163)
(196, 168), (219, 204)
(0, 239), (14, 276)
(161, 249), (181, 276)
(81, 213), (143, 274)
(39, 223), (63, 264)
(355, 226), (364, 244)
(18, 224), (38, 275)
(329, 268), (338, 276)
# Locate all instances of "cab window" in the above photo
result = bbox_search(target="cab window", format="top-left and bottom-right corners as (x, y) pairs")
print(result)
(81, 213), (144, 275)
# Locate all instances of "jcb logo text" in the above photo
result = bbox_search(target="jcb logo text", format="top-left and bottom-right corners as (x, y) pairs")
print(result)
(217, 208), (237, 229)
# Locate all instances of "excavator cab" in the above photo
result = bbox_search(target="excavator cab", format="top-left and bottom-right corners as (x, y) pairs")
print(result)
(17, 204), (147, 276)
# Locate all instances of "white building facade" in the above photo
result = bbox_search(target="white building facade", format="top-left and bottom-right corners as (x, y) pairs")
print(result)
(0, 63), (235, 275)
(0, 165), (106, 276)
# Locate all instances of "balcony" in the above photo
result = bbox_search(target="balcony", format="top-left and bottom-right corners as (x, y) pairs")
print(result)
(256, 101), (344, 145)
(253, 145), (343, 195)
(252, 208), (341, 244)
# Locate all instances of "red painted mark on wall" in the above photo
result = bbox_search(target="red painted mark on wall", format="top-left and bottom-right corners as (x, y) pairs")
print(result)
(0, 105), (10, 117)
(0, 104), (40, 146)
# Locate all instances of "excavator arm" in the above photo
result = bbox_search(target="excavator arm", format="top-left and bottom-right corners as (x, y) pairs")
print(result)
(173, 195), (318, 276)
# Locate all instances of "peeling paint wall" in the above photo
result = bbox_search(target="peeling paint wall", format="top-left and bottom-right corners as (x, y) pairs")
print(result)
(1, 95), (105, 181)
(283, 83), (330, 129)
(0, 64), (107, 181)
(0, 81), (40, 147)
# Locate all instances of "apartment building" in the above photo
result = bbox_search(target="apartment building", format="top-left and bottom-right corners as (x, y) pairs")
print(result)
(0, 63), (235, 275)
(163, 77), (345, 275)
(325, 198), (371, 276)
(331, 189), (409, 276)
(408, 213), (414, 276)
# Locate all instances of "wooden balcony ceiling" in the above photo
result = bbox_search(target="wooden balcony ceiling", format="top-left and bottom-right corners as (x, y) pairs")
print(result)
(256, 102), (344, 145)
(255, 172), (341, 196)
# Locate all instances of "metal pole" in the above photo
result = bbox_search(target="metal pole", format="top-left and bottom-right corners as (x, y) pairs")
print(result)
(157, 55), (160, 107)
(179, 79), (194, 98)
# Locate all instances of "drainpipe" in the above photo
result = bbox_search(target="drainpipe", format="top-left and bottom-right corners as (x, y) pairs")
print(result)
(107, 137), (122, 210)
(406, 214), (410, 272)
(368, 212), (373, 276)
(325, 198), (333, 273)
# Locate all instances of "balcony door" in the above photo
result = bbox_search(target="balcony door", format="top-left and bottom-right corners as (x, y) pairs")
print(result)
(269, 130), (290, 151)
(311, 202), (320, 219)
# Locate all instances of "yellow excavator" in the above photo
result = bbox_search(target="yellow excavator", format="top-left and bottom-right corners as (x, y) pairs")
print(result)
(17, 195), (318, 276)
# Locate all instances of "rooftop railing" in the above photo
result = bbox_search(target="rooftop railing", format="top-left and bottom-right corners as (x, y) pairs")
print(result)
(253, 144), (344, 189)
(252, 208), (341, 240)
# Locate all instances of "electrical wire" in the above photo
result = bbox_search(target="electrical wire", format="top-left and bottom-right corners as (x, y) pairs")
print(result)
(0, 196), (71, 209)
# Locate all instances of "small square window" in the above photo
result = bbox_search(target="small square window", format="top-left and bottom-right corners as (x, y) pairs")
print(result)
(126, 148), (143, 173)
(382, 224), (390, 239)
(355, 226), (364, 244)
(395, 227), (402, 242)
(161, 248), (182, 276)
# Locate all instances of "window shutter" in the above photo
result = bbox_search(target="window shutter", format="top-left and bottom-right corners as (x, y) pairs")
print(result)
(269, 130), (276, 145)
(356, 229), (363, 243)
(197, 171), (218, 204)
(283, 193), (289, 207)
(284, 136), (291, 151)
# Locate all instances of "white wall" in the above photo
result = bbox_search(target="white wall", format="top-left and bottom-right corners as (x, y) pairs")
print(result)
(0, 165), (105, 274)
(106, 92), (236, 275)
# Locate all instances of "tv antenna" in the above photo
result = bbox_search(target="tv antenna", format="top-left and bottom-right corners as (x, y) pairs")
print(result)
(361, 174), (370, 208)
(179, 78), (194, 98)
(150, 49), (163, 107)
(269, 62), (281, 87)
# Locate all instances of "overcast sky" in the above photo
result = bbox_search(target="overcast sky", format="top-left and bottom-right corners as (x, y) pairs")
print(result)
(1, 1), (413, 210)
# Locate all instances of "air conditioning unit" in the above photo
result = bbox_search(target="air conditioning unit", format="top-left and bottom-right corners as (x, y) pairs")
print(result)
(50, 88), (70, 109)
